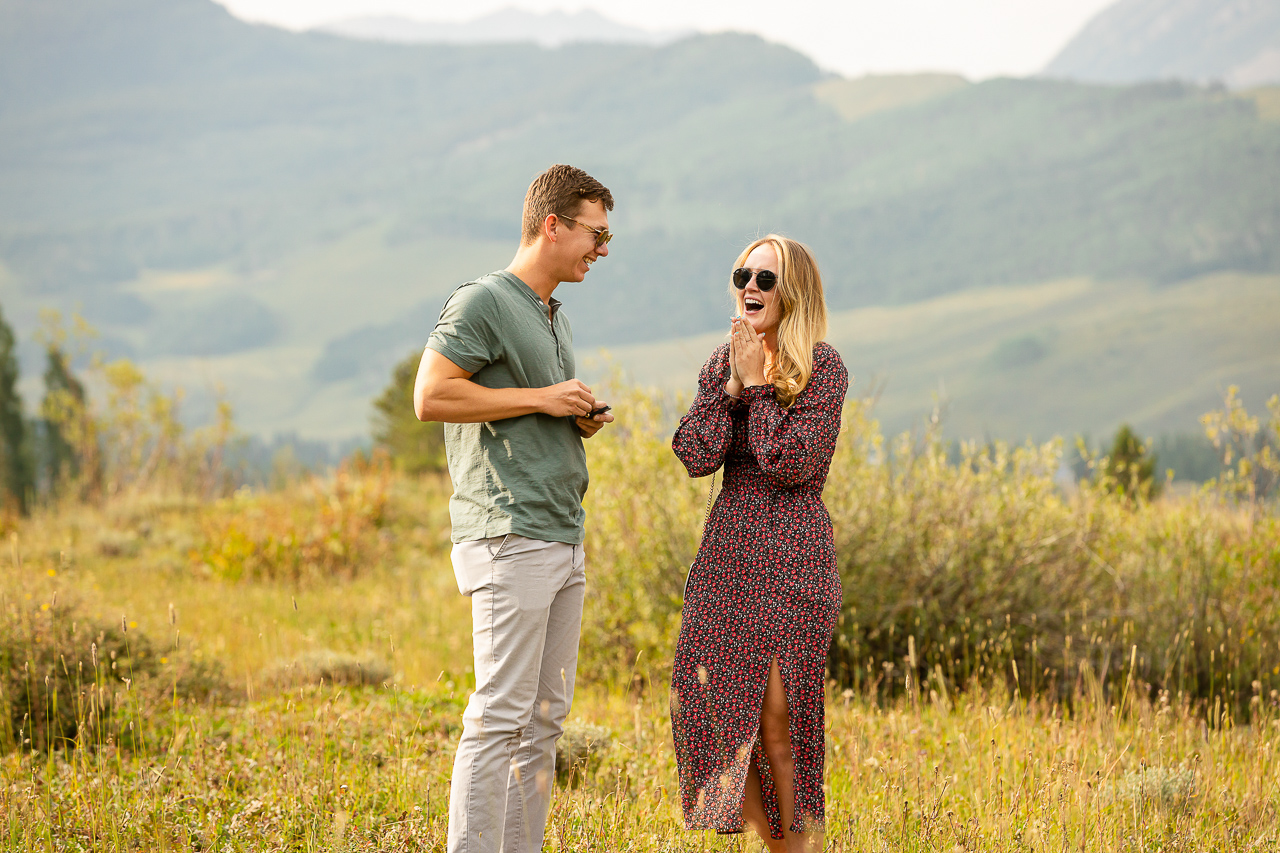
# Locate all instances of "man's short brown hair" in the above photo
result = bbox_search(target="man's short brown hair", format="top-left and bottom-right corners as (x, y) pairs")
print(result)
(521, 165), (614, 245)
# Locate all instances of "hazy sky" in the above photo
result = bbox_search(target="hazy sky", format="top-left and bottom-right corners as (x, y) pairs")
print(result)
(215, 0), (1118, 79)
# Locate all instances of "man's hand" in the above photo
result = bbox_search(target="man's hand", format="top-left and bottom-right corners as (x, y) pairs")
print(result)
(416, 350), (605, 424)
(541, 379), (599, 418)
(575, 404), (615, 439)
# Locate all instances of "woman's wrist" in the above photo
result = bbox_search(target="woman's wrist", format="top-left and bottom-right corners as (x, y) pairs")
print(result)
(724, 378), (744, 399)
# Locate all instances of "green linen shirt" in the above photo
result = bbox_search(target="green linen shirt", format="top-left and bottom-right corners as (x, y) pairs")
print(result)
(426, 270), (588, 545)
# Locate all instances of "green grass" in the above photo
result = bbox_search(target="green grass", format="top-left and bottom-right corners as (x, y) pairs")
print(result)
(2, 482), (1279, 851)
(589, 272), (1280, 440)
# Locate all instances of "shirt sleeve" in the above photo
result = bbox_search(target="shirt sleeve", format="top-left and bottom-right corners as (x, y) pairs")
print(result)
(425, 283), (502, 374)
(740, 343), (849, 488)
(672, 344), (741, 478)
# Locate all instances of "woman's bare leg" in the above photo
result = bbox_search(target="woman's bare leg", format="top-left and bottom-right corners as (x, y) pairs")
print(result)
(760, 657), (821, 853)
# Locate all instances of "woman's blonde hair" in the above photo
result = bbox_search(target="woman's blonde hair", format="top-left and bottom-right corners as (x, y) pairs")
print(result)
(728, 234), (828, 407)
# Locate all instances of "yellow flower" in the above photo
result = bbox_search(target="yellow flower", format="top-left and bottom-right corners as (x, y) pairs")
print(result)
(46, 569), (56, 577)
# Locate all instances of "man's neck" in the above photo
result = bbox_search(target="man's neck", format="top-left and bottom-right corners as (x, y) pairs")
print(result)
(506, 247), (560, 305)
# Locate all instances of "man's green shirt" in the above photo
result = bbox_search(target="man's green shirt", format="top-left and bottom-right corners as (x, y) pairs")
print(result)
(426, 270), (588, 545)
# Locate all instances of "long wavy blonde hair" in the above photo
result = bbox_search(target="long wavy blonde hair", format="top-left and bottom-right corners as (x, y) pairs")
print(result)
(728, 234), (828, 408)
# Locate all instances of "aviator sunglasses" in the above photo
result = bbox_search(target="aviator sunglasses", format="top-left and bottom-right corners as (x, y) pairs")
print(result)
(732, 267), (778, 292)
(557, 214), (613, 247)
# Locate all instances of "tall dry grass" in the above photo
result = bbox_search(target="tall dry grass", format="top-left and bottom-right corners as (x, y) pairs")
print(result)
(581, 386), (1280, 718)
(0, 380), (1277, 849)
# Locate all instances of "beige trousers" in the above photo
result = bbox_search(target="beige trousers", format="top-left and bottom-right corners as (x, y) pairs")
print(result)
(447, 534), (586, 853)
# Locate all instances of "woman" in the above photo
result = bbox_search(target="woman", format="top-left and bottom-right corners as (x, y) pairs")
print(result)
(670, 235), (847, 853)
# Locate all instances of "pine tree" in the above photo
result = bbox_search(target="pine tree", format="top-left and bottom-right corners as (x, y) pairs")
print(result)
(0, 305), (33, 512)
(1101, 423), (1161, 501)
(371, 351), (446, 474)
(40, 344), (88, 493)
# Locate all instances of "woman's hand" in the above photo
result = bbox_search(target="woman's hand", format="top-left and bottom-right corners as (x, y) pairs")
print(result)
(725, 319), (745, 398)
(731, 318), (767, 388)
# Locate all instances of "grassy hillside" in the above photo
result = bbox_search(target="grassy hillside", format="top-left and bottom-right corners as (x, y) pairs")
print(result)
(591, 272), (1280, 441)
(2, 0), (1279, 440)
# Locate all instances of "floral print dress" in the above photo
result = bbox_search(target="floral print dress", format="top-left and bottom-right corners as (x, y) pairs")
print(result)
(670, 341), (848, 839)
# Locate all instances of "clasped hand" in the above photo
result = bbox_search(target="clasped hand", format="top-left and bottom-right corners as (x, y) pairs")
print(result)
(726, 317), (767, 398)
(543, 379), (614, 438)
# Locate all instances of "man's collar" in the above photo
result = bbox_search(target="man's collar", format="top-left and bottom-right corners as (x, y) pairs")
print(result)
(496, 270), (561, 312)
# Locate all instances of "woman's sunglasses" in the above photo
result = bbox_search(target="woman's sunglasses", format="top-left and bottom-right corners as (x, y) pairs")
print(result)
(732, 268), (778, 292)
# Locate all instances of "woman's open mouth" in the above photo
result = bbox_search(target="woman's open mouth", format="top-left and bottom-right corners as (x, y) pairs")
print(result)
(743, 297), (764, 314)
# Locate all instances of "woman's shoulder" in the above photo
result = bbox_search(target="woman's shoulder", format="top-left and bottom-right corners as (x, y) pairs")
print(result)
(812, 341), (846, 372)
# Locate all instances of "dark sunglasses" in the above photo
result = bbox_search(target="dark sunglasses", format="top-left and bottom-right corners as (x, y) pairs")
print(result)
(557, 214), (613, 247)
(732, 267), (778, 292)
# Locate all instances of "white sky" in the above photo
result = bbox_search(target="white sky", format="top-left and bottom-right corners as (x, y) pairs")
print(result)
(215, 0), (1117, 79)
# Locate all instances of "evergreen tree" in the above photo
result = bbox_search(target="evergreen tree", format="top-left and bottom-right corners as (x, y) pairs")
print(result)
(371, 351), (446, 474)
(40, 344), (88, 493)
(0, 305), (33, 512)
(1101, 423), (1161, 501)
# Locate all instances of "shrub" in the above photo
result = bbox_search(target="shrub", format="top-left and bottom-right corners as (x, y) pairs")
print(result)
(191, 452), (392, 583)
(575, 384), (1280, 717)
(1098, 423), (1162, 500)
(0, 594), (228, 753)
(0, 597), (146, 751)
(578, 383), (708, 681)
(265, 649), (392, 689)
(824, 404), (1280, 714)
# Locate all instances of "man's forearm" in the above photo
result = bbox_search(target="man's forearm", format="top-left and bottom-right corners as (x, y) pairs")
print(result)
(417, 377), (547, 424)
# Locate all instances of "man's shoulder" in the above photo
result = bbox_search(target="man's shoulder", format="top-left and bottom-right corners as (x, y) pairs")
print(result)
(440, 272), (518, 320)
(447, 271), (507, 301)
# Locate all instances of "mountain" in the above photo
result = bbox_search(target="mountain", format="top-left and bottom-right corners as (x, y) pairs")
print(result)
(315, 8), (690, 48)
(1045, 0), (1280, 87)
(1, 0), (1278, 440)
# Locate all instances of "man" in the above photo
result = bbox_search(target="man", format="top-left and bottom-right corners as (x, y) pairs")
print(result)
(414, 164), (615, 853)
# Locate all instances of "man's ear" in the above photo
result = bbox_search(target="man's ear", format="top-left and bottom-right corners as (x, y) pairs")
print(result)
(542, 213), (560, 243)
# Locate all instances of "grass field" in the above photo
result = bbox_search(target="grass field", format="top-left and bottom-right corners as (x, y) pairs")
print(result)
(592, 272), (1280, 441)
(3, 441), (1279, 850)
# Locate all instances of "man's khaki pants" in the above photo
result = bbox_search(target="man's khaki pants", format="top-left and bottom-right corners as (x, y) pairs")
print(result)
(447, 534), (586, 853)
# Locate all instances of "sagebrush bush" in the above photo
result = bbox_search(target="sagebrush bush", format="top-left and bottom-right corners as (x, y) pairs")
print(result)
(191, 453), (391, 583)
(579, 383), (708, 681)
(825, 403), (1280, 714)
(578, 388), (1280, 714)
(0, 592), (230, 752)
(0, 596), (147, 751)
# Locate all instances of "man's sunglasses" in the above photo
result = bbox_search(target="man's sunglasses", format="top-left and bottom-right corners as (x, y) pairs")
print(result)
(732, 268), (778, 292)
(557, 214), (613, 247)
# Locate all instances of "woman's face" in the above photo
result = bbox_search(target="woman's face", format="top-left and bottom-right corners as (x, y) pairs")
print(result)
(736, 242), (783, 338)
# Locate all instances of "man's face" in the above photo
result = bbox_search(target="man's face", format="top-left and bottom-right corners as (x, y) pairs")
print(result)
(555, 199), (610, 283)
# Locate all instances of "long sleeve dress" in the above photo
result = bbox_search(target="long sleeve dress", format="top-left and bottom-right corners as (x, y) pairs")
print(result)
(670, 341), (848, 839)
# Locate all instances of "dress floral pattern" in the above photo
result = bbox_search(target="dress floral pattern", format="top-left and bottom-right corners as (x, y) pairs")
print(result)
(670, 341), (848, 839)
